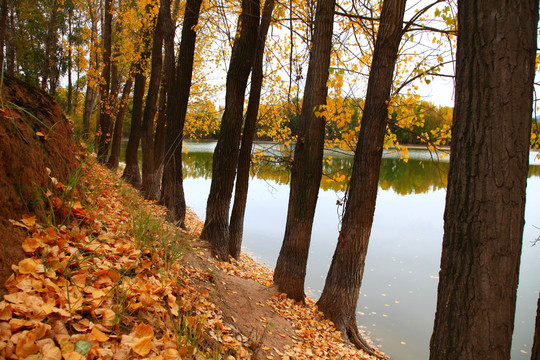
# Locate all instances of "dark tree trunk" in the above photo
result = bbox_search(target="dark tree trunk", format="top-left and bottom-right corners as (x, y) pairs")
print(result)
(153, 75), (167, 173)
(272, 0), (335, 301)
(200, 0), (261, 260)
(429, 1), (538, 359)
(96, 0), (113, 162)
(533, 293), (540, 360)
(229, 0), (275, 259)
(140, 7), (164, 200)
(82, 84), (95, 138)
(42, 0), (58, 94)
(107, 75), (133, 171)
(316, 0), (406, 355)
(82, 11), (99, 139)
(161, 0), (203, 226)
(0, 0), (8, 70)
(122, 72), (146, 188)
(5, 4), (12, 75)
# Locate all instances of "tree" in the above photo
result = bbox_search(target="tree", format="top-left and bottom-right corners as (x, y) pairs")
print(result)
(533, 293), (540, 360)
(121, 68), (146, 187)
(107, 72), (133, 170)
(229, 0), (275, 259)
(429, 1), (538, 359)
(0, 0), (8, 69)
(315, 0), (406, 356)
(96, 0), (113, 163)
(200, 0), (261, 260)
(161, 0), (203, 225)
(140, 1), (164, 200)
(272, 0), (336, 301)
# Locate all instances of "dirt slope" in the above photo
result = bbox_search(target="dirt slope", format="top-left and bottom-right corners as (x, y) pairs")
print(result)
(0, 75), (77, 296)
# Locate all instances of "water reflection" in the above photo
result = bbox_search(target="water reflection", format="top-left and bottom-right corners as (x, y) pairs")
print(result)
(183, 146), (540, 195)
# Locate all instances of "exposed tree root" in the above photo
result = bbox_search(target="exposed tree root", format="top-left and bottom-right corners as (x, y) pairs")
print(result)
(346, 317), (389, 359)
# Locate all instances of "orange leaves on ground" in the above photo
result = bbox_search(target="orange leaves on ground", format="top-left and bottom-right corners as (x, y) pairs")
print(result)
(0, 158), (255, 359)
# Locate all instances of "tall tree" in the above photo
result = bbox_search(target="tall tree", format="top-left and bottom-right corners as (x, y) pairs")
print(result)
(316, 1), (406, 356)
(0, 0), (8, 69)
(140, 2), (164, 200)
(107, 73), (133, 170)
(429, 0), (538, 359)
(200, 0), (261, 260)
(160, 0), (203, 225)
(122, 9), (153, 188)
(533, 293), (540, 360)
(96, 0), (114, 162)
(121, 69), (146, 187)
(229, 0), (275, 259)
(42, 0), (58, 94)
(272, 0), (336, 301)
(82, 6), (99, 138)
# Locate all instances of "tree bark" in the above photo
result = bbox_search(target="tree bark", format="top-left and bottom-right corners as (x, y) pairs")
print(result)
(82, 84), (95, 138)
(140, 6), (164, 200)
(429, 1), (538, 359)
(533, 293), (540, 360)
(316, 0), (406, 355)
(229, 0), (275, 259)
(161, 0), (203, 226)
(107, 75), (134, 171)
(5, 3), (12, 75)
(273, 0), (335, 301)
(0, 0), (8, 71)
(200, 0), (260, 260)
(153, 74), (167, 173)
(122, 47), (150, 188)
(96, 0), (113, 162)
(42, 0), (58, 94)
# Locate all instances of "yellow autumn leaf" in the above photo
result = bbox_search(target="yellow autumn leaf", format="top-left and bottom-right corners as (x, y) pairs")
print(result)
(91, 326), (109, 342)
(131, 335), (152, 356)
(133, 323), (154, 338)
(15, 330), (39, 357)
(22, 236), (42, 252)
(17, 258), (38, 274)
(40, 339), (62, 360)
(21, 215), (36, 227)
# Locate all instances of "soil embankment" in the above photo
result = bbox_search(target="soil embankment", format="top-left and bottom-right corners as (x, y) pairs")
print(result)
(0, 75), (77, 297)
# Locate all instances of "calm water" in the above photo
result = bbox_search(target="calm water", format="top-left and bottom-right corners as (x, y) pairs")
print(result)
(181, 141), (540, 360)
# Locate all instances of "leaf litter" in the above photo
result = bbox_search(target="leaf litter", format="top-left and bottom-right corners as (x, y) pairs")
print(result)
(1, 154), (382, 359)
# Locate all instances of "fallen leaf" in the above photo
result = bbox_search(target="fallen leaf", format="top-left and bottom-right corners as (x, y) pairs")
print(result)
(133, 323), (154, 339)
(22, 237), (43, 253)
(74, 340), (91, 356)
(15, 331), (39, 357)
(91, 327), (109, 342)
(131, 335), (152, 356)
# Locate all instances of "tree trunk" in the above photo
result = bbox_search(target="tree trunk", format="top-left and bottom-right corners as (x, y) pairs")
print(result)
(200, 0), (260, 260)
(429, 1), (538, 359)
(153, 75), (167, 173)
(96, 0), (113, 162)
(107, 75), (133, 171)
(229, 0), (275, 259)
(533, 293), (540, 360)
(5, 4), (12, 75)
(0, 0), (8, 70)
(42, 0), (58, 93)
(161, 0), (203, 226)
(140, 7), (164, 200)
(82, 84), (95, 138)
(122, 72), (146, 188)
(316, 0), (406, 355)
(272, 0), (335, 301)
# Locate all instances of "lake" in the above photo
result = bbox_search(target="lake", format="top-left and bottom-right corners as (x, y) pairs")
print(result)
(181, 141), (540, 360)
